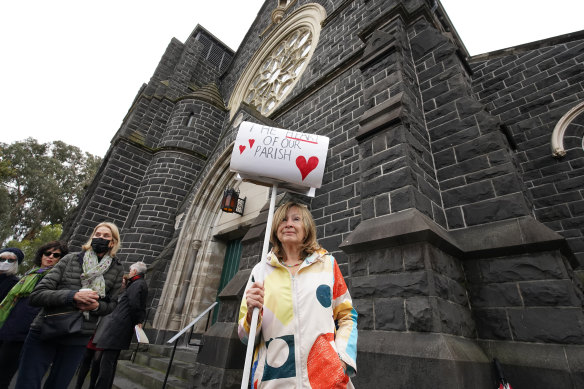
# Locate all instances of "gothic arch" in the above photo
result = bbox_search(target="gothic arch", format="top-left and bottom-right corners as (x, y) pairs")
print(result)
(551, 100), (584, 157)
(153, 144), (268, 331)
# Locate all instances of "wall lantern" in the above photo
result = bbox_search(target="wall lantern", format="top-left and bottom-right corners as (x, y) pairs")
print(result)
(221, 188), (246, 216)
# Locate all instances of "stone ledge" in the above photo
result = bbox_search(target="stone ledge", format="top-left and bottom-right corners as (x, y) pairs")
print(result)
(452, 215), (570, 260)
(359, 330), (489, 362)
(359, 29), (399, 70)
(177, 83), (227, 110)
(113, 136), (209, 161)
(340, 208), (461, 256)
(356, 92), (405, 142)
(340, 208), (573, 262)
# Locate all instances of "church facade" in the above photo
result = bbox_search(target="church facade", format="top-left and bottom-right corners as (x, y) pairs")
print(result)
(65, 0), (584, 387)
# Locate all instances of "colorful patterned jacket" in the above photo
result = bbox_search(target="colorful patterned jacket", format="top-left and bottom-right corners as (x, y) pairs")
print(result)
(238, 249), (358, 388)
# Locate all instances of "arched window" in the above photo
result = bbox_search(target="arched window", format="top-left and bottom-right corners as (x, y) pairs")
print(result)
(551, 101), (584, 157)
(187, 113), (195, 127)
(228, 4), (326, 119)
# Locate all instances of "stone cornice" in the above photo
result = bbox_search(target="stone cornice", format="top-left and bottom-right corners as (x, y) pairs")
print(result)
(112, 135), (208, 161)
(124, 82), (227, 120)
(470, 29), (584, 62)
(176, 83), (227, 110)
(340, 208), (575, 264)
(356, 92), (405, 142)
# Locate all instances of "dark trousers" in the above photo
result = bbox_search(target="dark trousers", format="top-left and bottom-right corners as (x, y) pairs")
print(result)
(75, 348), (103, 389)
(14, 330), (87, 389)
(0, 340), (24, 389)
(94, 349), (121, 389)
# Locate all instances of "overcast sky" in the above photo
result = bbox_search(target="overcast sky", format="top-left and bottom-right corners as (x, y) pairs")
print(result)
(1, 0), (582, 157)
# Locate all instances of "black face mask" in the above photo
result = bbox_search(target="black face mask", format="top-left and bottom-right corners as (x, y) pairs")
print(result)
(91, 238), (111, 254)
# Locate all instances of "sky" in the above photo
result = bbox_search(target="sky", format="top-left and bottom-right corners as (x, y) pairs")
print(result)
(1, 0), (582, 157)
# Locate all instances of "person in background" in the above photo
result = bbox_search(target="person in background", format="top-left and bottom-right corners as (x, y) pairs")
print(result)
(14, 222), (124, 389)
(0, 241), (69, 389)
(73, 326), (105, 389)
(0, 248), (24, 301)
(93, 261), (148, 389)
(74, 274), (130, 389)
(239, 201), (358, 388)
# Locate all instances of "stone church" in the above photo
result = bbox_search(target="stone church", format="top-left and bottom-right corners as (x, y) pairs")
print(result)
(64, 0), (584, 387)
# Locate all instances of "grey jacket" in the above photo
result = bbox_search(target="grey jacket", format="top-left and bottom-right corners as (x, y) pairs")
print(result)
(29, 251), (124, 335)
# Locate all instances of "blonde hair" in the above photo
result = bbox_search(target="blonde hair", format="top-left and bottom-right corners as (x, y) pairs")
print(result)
(82, 222), (121, 257)
(270, 202), (320, 260)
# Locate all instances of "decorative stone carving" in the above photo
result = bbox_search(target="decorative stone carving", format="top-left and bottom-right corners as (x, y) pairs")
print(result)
(228, 3), (326, 118)
(243, 28), (312, 116)
(271, 7), (285, 24)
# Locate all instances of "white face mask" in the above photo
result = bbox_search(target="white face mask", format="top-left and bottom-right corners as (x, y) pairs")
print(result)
(0, 260), (18, 275)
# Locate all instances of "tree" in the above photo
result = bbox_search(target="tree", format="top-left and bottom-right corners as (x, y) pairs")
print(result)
(0, 138), (102, 243)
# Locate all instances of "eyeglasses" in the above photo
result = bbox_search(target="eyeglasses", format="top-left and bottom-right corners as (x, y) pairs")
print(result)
(43, 251), (62, 259)
(0, 257), (17, 263)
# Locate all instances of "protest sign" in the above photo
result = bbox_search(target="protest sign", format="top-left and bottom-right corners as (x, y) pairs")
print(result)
(231, 122), (330, 388)
(230, 121), (329, 196)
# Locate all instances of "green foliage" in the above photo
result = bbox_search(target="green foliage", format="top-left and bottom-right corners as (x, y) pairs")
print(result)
(0, 138), (102, 243)
(6, 224), (63, 275)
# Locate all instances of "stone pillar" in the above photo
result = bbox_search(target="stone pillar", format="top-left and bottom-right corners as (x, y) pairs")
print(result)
(357, 21), (443, 225)
(172, 239), (202, 317)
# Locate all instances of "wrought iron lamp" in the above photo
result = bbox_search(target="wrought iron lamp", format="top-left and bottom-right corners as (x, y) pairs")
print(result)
(221, 188), (246, 216)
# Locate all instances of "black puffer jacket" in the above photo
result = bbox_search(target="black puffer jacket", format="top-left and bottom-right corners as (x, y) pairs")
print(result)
(29, 251), (124, 335)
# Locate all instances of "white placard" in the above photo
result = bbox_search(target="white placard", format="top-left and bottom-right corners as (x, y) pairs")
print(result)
(230, 122), (329, 195)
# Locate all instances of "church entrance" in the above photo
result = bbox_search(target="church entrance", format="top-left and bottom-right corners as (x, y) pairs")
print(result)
(213, 238), (243, 323)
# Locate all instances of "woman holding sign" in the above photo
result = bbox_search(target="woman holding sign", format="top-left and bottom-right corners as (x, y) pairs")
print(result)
(238, 201), (358, 388)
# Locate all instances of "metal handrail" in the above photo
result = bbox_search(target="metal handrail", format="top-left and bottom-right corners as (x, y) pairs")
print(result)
(162, 302), (218, 389)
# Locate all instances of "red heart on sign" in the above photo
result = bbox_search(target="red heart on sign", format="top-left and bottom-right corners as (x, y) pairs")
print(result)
(249, 139), (255, 148)
(239, 145), (246, 154)
(296, 156), (319, 181)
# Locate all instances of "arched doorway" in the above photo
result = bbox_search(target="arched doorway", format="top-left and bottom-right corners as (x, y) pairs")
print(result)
(152, 145), (268, 332)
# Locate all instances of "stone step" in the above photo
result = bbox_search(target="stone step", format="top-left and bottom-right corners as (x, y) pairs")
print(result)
(115, 360), (189, 389)
(133, 352), (194, 381)
(133, 344), (199, 364)
(112, 374), (147, 389)
(143, 343), (200, 364)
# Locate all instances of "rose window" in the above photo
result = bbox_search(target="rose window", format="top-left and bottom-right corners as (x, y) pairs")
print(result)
(243, 27), (313, 116)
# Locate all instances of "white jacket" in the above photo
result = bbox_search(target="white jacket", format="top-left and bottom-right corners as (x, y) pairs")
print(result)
(238, 249), (358, 388)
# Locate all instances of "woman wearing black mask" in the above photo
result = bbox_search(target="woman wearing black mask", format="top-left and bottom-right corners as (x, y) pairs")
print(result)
(14, 223), (124, 389)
